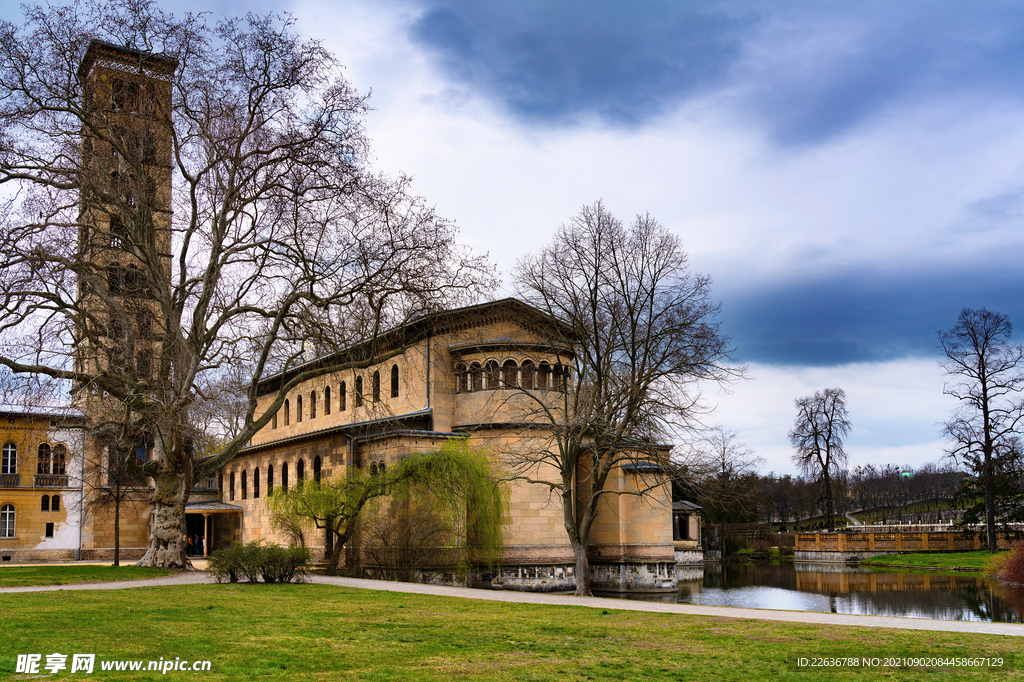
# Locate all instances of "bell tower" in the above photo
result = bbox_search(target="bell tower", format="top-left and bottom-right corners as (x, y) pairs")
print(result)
(74, 40), (176, 418)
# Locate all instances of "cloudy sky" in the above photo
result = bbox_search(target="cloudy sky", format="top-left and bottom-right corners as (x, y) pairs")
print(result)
(11, 0), (1024, 474)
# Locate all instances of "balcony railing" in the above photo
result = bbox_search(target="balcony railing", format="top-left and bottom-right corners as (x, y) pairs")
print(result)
(1, 473), (19, 487)
(35, 474), (69, 487)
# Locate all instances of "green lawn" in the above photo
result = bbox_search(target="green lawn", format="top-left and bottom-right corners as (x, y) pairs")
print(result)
(0, 583), (1021, 681)
(861, 551), (1008, 574)
(0, 564), (174, 587)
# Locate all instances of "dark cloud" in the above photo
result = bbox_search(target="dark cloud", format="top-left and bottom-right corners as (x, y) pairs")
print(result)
(408, 1), (1024, 144)
(722, 266), (1024, 366)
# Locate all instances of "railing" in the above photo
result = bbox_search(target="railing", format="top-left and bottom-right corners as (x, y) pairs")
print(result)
(796, 529), (1015, 552)
(35, 474), (69, 487)
(1, 473), (19, 487)
(192, 476), (219, 492)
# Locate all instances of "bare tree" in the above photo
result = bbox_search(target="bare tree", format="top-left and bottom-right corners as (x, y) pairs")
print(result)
(0, 1), (492, 568)
(939, 308), (1024, 552)
(688, 428), (762, 556)
(789, 388), (850, 532)
(513, 200), (734, 595)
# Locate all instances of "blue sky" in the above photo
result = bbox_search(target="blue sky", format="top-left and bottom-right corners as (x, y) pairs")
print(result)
(8, 0), (1024, 473)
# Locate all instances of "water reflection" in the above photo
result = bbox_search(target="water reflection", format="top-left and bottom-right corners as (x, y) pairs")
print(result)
(607, 563), (1024, 623)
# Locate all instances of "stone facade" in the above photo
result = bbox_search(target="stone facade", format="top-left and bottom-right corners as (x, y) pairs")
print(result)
(226, 299), (677, 592)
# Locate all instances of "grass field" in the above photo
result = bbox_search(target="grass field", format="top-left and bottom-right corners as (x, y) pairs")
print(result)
(0, 565), (174, 587)
(861, 551), (1008, 574)
(0, 583), (1021, 681)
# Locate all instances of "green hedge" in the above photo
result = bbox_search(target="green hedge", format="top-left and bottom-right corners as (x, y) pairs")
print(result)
(208, 542), (311, 584)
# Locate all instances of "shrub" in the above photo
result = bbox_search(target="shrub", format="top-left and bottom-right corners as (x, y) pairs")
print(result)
(998, 542), (1024, 585)
(208, 542), (311, 584)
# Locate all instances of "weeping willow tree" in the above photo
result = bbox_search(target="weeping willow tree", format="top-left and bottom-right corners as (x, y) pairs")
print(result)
(266, 439), (506, 576)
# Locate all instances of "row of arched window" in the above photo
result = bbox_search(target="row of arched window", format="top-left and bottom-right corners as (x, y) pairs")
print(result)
(41, 495), (60, 511)
(225, 456), (324, 502)
(1, 442), (68, 475)
(455, 360), (571, 393)
(272, 365), (400, 429)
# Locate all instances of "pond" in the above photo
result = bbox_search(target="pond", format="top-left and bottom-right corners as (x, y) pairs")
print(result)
(607, 562), (1024, 624)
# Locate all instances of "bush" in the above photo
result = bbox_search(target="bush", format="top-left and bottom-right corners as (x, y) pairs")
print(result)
(998, 542), (1024, 585)
(208, 542), (310, 584)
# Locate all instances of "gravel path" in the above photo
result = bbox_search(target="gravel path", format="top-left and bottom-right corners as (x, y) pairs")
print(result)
(1, 570), (1021, 636)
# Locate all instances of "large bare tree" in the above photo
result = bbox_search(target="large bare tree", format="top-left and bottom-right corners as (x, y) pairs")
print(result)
(688, 427), (762, 557)
(789, 387), (850, 532)
(0, 1), (492, 567)
(513, 200), (733, 595)
(939, 308), (1024, 552)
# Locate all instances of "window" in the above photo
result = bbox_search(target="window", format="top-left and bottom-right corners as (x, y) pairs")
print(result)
(52, 495), (60, 512)
(502, 360), (517, 389)
(241, 470), (247, 499)
(370, 462), (378, 477)
(107, 264), (146, 297)
(521, 360), (536, 390)
(455, 364), (466, 394)
(313, 456), (322, 483)
(272, 411), (277, 429)
(372, 371), (380, 402)
(340, 382), (346, 411)
(281, 462), (289, 490)
(355, 377), (363, 407)
(324, 386), (331, 415)
(297, 459), (305, 482)
(310, 391), (316, 419)
(284, 399), (290, 426)
(296, 395), (303, 423)
(45, 522), (54, 538)
(41, 495), (49, 512)
(253, 467), (260, 498)
(470, 363), (482, 392)
(485, 361), (500, 390)
(538, 362), (550, 389)
(53, 444), (66, 475)
(1, 443), (16, 474)
(0, 504), (13, 538)
(391, 365), (399, 398)
(37, 444), (50, 475)
(229, 472), (235, 501)
(218, 473), (223, 498)
(267, 465), (273, 495)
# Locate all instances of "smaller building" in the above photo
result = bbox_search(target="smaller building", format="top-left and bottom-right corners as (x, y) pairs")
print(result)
(0, 408), (86, 562)
(672, 500), (703, 565)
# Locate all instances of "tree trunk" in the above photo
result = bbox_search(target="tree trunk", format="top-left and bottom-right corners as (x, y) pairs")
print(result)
(985, 449), (998, 553)
(136, 465), (192, 569)
(113, 495), (120, 567)
(571, 536), (591, 596)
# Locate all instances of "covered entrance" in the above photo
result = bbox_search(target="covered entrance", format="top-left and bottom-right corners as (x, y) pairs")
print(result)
(184, 501), (242, 557)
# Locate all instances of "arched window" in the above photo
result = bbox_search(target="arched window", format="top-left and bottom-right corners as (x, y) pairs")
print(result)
(253, 467), (260, 498)
(378, 461), (386, 477)
(502, 360), (518, 389)
(470, 363), (483, 392)
(241, 470), (247, 499)
(0, 504), (14, 538)
(340, 382), (347, 411)
(282, 462), (289, 491)
(538, 362), (550, 390)
(455, 364), (467, 394)
(555, 365), (569, 392)
(521, 360), (536, 390)
(485, 361), (500, 390)
(324, 386), (331, 415)
(53, 444), (66, 475)
(296, 395), (303, 423)
(37, 443), (51, 475)
(267, 465), (274, 495)
(1, 443), (16, 475)
(372, 371), (380, 402)
(370, 462), (378, 477)
(272, 411), (278, 429)
(391, 365), (399, 398)
(51, 495), (60, 512)
(229, 472), (235, 501)
(297, 459), (305, 482)
(355, 377), (363, 407)
(284, 399), (290, 426)
(41, 495), (49, 512)
(313, 456), (322, 483)
(218, 472), (223, 498)
(310, 391), (317, 419)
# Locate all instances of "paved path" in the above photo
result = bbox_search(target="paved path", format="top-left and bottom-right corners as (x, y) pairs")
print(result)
(846, 513), (863, 526)
(1, 570), (1021, 636)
